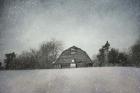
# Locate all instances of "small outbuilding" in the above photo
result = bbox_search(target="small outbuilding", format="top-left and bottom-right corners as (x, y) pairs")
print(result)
(54, 46), (93, 68)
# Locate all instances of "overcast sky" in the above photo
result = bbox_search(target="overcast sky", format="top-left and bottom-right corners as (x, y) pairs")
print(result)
(0, 0), (140, 59)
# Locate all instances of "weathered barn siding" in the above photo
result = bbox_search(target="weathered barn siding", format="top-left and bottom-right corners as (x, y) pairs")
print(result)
(54, 46), (93, 68)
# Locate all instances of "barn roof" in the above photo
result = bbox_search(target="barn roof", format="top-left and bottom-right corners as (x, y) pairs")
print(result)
(55, 46), (92, 64)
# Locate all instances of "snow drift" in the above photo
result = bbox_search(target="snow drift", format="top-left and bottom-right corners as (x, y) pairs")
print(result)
(0, 67), (140, 93)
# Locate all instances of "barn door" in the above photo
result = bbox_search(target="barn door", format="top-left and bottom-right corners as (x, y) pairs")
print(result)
(70, 59), (76, 68)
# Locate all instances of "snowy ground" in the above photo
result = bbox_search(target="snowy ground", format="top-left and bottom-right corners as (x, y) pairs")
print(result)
(0, 67), (140, 93)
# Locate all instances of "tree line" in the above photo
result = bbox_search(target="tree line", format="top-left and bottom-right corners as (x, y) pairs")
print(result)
(93, 40), (140, 67)
(1, 39), (140, 70)
(2, 39), (63, 70)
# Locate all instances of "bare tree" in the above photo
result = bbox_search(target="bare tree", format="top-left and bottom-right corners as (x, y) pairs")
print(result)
(4, 39), (63, 69)
(38, 39), (63, 68)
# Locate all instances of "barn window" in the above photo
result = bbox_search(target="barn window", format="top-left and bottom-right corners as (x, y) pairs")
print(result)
(71, 51), (76, 55)
(72, 59), (75, 63)
(71, 48), (76, 55)
(71, 48), (75, 51)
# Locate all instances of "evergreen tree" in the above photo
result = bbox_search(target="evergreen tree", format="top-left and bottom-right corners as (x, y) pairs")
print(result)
(4, 52), (16, 69)
(96, 41), (110, 66)
(130, 40), (140, 67)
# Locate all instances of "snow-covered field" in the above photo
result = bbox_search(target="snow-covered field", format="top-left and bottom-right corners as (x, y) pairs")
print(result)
(0, 67), (140, 93)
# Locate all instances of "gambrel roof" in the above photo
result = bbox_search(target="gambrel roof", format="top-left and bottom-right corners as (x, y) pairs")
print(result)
(55, 46), (92, 64)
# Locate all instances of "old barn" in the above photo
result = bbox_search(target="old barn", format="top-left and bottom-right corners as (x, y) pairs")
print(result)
(54, 46), (93, 68)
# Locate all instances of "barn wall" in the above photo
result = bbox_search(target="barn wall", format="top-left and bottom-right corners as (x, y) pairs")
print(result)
(54, 46), (93, 68)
